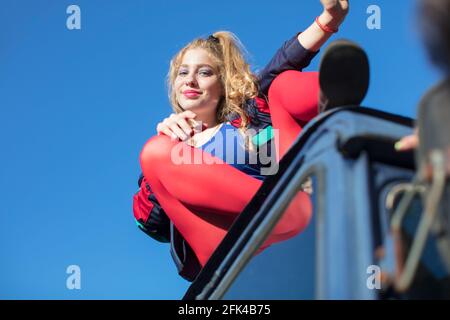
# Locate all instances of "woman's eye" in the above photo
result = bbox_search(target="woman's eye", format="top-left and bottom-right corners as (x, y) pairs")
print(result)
(199, 70), (213, 76)
(178, 70), (188, 76)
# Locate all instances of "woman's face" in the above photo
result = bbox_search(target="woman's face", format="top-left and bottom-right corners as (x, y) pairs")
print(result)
(174, 48), (223, 114)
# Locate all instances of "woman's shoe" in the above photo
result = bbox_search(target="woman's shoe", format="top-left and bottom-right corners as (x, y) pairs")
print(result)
(318, 39), (370, 113)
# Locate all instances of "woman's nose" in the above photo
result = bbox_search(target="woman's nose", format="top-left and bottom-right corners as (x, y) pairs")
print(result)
(185, 74), (198, 86)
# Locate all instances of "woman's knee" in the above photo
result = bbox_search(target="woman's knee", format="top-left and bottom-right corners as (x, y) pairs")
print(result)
(140, 134), (176, 167)
(268, 71), (319, 121)
(269, 70), (301, 101)
(268, 70), (319, 101)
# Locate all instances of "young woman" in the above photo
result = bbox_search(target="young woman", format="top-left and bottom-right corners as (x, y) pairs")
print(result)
(134, 1), (350, 276)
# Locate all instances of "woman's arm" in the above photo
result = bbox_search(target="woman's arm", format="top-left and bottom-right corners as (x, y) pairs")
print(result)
(258, 0), (349, 96)
(298, 0), (349, 52)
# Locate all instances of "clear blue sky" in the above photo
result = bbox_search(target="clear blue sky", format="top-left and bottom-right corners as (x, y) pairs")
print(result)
(0, 0), (442, 299)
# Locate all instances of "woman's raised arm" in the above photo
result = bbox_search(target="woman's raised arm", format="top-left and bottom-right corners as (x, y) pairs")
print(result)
(298, 0), (349, 52)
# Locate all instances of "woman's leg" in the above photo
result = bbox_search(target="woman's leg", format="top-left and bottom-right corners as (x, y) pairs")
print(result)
(268, 70), (320, 161)
(140, 135), (311, 266)
(140, 135), (262, 216)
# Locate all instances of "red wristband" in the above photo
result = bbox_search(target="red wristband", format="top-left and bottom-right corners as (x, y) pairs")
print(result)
(315, 16), (338, 33)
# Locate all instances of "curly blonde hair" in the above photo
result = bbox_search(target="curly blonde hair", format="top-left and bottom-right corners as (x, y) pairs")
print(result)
(167, 31), (259, 131)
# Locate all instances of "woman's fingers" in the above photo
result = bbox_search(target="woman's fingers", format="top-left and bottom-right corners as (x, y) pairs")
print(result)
(174, 111), (198, 139)
(339, 1), (349, 12)
(157, 117), (182, 140)
(163, 115), (188, 141)
(156, 111), (200, 141)
(176, 117), (194, 137)
(169, 122), (189, 141)
(395, 133), (419, 151)
(187, 118), (207, 134)
(156, 123), (177, 140)
(320, 0), (349, 15)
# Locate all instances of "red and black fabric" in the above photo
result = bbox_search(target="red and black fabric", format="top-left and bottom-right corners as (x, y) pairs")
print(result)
(133, 174), (170, 243)
(229, 97), (272, 130)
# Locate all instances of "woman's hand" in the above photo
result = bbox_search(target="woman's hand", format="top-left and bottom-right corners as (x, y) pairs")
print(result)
(320, 0), (349, 29)
(299, 0), (349, 51)
(156, 111), (206, 141)
(320, 0), (349, 18)
(395, 128), (419, 151)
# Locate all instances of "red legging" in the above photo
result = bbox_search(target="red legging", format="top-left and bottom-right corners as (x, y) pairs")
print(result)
(140, 71), (319, 267)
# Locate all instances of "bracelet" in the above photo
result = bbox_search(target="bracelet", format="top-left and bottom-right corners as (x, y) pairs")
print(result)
(315, 16), (338, 33)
